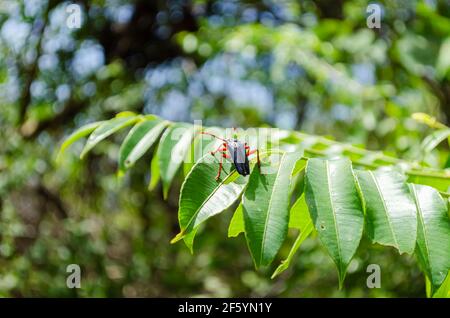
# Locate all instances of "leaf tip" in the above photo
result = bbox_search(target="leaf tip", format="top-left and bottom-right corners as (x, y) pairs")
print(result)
(184, 241), (194, 255)
(337, 268), (347, 290)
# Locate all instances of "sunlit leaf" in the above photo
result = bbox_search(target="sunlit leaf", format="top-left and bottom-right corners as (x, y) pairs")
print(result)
(182, 229), (197, 254)
(157, 123), (197, 198)
(242, 151), (303, 268)
(115, 111), (137, 118)
(356, 170), (417, 254)
(410, 184), (450, 293)
(288, 193), (310, 230)
(80, 114), (138, 159)
(272, 194), (313, 278)
(228, 203), (244, 238)
(412, 112), (447, 130)
(429, 272), (450, 298)
(436, 37), (450, 79)
(148, 147), (160, 191)
(171, 155), (246, 250)
(421, 129), (450, 153)
(57, 121), (104, 162)
(118, 118), (168, 174)
(305, 158), (364, 287)
(407, 171), (450, 193)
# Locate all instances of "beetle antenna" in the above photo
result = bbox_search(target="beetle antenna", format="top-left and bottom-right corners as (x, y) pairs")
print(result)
(198, 131), (226, 142)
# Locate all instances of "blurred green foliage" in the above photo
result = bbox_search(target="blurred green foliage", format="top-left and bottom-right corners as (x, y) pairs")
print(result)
(0, 0), (449, 297)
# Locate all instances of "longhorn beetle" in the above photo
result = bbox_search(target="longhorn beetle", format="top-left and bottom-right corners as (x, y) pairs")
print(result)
(199, 130), (260, 180)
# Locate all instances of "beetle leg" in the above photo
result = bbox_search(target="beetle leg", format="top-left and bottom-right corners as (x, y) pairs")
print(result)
(215, 155), (223, 181)
(210, 142), (227, 156)
(221, 143), (228, 157)
(244, 143), (251, 156)
(198, 131), (226, 142)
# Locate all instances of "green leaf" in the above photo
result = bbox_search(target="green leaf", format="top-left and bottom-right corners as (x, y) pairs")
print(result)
(291, 194), (312, 233)
(356, 170), (417, 254)
(228, 203), (244, 238)
(410, 184), (450, 293)
(430, 272), (450, 298)
(445, 154), (450, 169)
(407, 172), (450, 193)
(436, 37), (450, 79)
(412, 112), (447, 129)
(223, 170), (240, 185)
(148, 148), (160, 191)
(242, 151), (303, 268)
(271, 224), (313, 279)
(425, 276), (432, 298)
(183, 140), (197, 177)
(115, 111), (137, 118)
(157, 123), (196, 199)
(118, 118), (168, 174)
(80, 115), (138, 159)
(421, 129), (450, 153)
(57, 121), (104, 162)
(305, 158), (364, 287)
(288, 160), (306, 201)
(171, 155), (246, 249)
(292, 158), (307, 175)
(272, 194), (313, 279)
(182, 229), (198, 254)
(289, 193), (310, 230)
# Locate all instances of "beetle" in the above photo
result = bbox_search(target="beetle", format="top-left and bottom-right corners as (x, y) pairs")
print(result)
(199, 131), (260, 180)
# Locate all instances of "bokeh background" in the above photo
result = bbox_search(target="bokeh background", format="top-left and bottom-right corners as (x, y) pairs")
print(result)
(0, 0), (449, 297)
